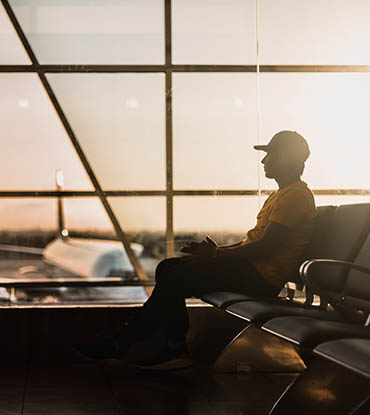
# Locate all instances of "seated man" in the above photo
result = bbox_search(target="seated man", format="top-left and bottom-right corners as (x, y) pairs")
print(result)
(76, 130), (316, 371)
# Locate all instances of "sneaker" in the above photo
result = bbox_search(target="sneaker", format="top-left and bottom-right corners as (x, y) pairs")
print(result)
(134, 346), (194, 372)
(73, 324), (133, 362)
(73, 336), (125, 361)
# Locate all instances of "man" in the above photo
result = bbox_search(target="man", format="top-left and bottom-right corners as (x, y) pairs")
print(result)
(76, 130), (316, 371)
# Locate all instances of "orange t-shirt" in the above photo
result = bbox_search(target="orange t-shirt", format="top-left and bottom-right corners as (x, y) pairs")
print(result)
(243, 181), (316, 288)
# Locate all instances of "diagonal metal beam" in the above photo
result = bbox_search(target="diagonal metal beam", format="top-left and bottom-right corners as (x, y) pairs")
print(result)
(1, 0), (148, 283)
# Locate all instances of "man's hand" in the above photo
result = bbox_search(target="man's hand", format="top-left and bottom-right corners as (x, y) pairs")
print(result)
(180, 236), (218, 260)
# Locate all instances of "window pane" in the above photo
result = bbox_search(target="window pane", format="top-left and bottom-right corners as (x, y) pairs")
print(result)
(259, 0), (370, 64)
(173, 74), (258, 190)
(0, 197), (148, 304)
(259, 73), (370, 190)
(108, 196), (165, 278)
(9, 0), (164, 64)
(172, 0), (256, 64)
(174, 196), (259, 234)
(0, 1), (30, 63)
(0, 74), (92, 190)
(48, 74), (165, 190)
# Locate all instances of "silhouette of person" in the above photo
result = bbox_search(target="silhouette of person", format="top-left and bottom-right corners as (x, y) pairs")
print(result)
(76, 130), (316, 371)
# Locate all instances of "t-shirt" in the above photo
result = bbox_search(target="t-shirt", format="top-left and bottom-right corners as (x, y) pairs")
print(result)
(242, 180), (316, 288)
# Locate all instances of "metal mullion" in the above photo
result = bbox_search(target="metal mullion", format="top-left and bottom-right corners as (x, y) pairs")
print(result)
(2, 0), (148, 283)
(1, 189), (370, 198)
(0, 191), (97, 197)
(0, 65), (35, 72)
(259, 65), (370, 73)
(104, 190), (166, 197)
(42, 65), (165, 73)
(165, 0), (174, 257)
(4, 65), (370, 73)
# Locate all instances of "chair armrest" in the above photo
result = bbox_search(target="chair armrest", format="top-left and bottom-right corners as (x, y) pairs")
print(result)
(300, 259), (370, 283)
(299, 259), (369, 323)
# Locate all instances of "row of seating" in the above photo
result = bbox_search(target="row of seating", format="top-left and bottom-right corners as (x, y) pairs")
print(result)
(201, 203), (370, 414)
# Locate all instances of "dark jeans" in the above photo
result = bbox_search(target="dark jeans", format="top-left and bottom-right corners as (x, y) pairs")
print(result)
(131, 256), (280, 344)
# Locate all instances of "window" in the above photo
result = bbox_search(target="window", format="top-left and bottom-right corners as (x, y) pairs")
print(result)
(1, 0), (370, 305)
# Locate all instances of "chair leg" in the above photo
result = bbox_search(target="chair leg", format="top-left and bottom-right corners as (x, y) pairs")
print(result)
(269, 359), (370, 415)
(213, 324), (306, 373)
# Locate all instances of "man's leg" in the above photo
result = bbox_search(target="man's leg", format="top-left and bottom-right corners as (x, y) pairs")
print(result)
(130, 255), (279, 350)
(74, 255), (278, 366)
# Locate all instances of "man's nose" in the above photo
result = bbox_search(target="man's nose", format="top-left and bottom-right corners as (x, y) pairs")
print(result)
(261, 155), (267, 164)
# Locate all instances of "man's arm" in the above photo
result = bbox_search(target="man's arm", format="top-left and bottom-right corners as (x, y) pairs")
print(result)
(218, 240), (244, 249)
(216, 221), (291, 260)
(181, 222), (291, 261)
(180, 237), (243, 256)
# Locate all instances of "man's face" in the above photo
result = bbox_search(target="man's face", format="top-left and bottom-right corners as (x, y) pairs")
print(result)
(261, 150), (287, 179)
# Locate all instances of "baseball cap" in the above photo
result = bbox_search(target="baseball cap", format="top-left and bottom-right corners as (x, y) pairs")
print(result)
(254, 131), (310, 162)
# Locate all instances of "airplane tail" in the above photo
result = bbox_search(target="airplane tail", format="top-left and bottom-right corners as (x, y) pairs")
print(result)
(56, 170), (69, 241)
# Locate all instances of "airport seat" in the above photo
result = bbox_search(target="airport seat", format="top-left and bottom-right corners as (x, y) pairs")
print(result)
(200, 291), (252, 309)
(263, 316), (370, 348)
(219, 203), (370, 324)
(268, 338), (370, 415)
(265, 234), (370, 414)
(262, 216), (370, 348)
(209, 203), (370, 373)
(226, 298), (343, 326)
(201, 204), (336, 309)
(314, 338), (370, 380)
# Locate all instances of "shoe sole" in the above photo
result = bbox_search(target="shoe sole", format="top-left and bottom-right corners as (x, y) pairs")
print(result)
(72, 346), (130, 368)
(135, 357), (194, 372)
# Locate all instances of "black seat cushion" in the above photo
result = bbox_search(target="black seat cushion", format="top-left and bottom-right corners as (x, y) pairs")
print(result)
(200, 291), (252, 308)
(226, 299), (342, 325)
(314, 338), (370, 380)
(262, 316), (370, 348)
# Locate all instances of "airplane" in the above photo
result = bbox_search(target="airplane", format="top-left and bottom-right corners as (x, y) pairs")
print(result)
(0, 170), (144, 280)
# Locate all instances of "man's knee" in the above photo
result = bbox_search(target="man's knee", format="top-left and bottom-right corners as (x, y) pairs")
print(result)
(155, 257), (184, 284)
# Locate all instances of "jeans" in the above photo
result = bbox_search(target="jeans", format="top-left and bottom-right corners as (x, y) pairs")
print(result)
(131, 256), (280, 344)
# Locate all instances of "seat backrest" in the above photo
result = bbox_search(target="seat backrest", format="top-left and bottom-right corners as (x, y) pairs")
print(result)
(308, 203), (370, 295)
(344, 231), (370, 316)
(303, 205), (337, 259)
(291, 205), (336, 287)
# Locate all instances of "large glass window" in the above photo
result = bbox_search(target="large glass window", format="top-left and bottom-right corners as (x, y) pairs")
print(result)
(1, 0), (370, 306)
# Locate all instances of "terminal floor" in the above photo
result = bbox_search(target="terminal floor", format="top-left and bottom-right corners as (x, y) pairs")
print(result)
(0, 363), (297, 415)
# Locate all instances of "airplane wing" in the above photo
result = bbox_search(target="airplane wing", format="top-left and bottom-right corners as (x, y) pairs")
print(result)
(0, 244), (44, 255)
